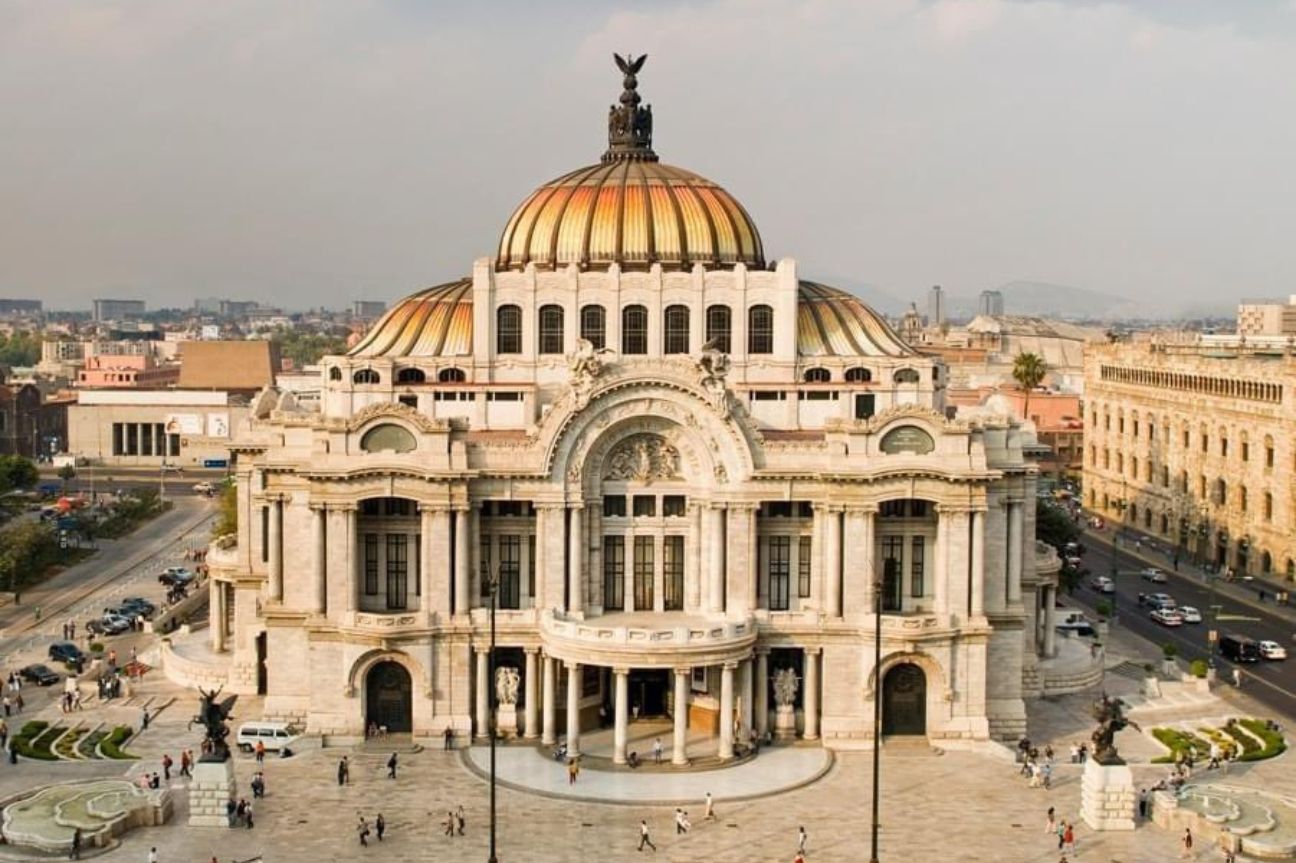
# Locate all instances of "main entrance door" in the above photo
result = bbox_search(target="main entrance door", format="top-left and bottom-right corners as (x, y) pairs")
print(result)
(631, 669), (669, 717)
(366, 661), (413, 734)
(881, 663), (926, 736)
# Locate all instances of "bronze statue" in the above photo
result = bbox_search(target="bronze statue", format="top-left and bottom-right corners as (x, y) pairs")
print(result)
(604, 53), (655, 161)
(193, 686), (238, 763)
(1090, 693), (1139, 765)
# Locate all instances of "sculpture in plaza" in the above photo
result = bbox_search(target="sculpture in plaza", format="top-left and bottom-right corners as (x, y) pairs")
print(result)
(1090, 693), (1140, 765)
(495, 666), (520, 707)
(772, 668), (799, 707)
(193, 686), (238, 763)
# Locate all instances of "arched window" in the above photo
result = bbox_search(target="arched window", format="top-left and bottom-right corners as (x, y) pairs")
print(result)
(328, 367), (342, 381)
(705, 304), (731, 353)
(747, 305), (773, 354)
(353, 369), (381, 385)
(622, 305), (648, 354)
(1213, 478), (1226, 505)
(396, 367), (426, 384)
(1262, 551), (1273, 574)
(893, 368), (921, 384)
(580, 304), (606, 349)
(803, 367), (831, 383)
(496, 305), (522, 354)
(438, 367), (466, 383)
(663, 305), (690, 354)
(538, 304), (565, 355)
(1264, 492), (1274, 521)
(360, 424), (416, 454)
(845, 367), (872, 383)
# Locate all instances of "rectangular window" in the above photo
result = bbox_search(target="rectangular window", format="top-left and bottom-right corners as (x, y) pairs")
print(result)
(798, 536), (812, 598)
(126, 423), (138, 456)
(414, 532), (421, 596)
(662, 495), (687, 517)
(580, 305), (606, 349)
(622, 305), (648, 355)
(528, 534), (536, 598)
(603, 536), (625, 611)
(479, 535), (491, 599)
(602, 495), (627, 518)
(705, 305), (731, 353)
(855, 394), (876, 418)
(910, 536), (925, 597)
(633, 495), (657, 517)
(633, 536), (654, 611)
(385, 534), (408, 609)
(768, 536), (790, 611)
(169, 433), (181, 456)
(752, 391), (785, 401)
(664, 535), (684, 611)
(882, 536), (903, 611)
(261, 507), (269, 563)
(364, 534), (379, 595)
(498, 534), (521, 609)
(112, 423), (123, 456)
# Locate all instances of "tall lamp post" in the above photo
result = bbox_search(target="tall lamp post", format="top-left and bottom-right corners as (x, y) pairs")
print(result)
(485, 573), (500, 863)
(869, 564), (887, 863)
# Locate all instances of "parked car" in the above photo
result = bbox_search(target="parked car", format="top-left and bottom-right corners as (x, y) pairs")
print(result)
(159, 567), (195, 587)
(112, 598), (156, 619)
(1150, 607), (1183, 626)
(96, 613), (132, 635)
(1090, 576), (1115, 594)
(85, 618), (123, 636)
(19, 664), (60, 686)
(235, 721), (302, 753)
(1258, 640), (1288, 660)
(1139, 592), (1176, 610)
(1220, 633), (1261, 663)
(1177, 606), (1203, 624)
(1140, 568), (1167, 583)
(1056, 612), (1096, 637)
(48, 642), (86, 666)
(192, 481), (215, 495)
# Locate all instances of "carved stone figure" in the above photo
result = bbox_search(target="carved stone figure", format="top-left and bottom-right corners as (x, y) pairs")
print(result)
(566, 338), (607, 410)
(495, 666), (520, 707)
(193, 686), (238, 763)
(604, 434), (681, 482)
(772, 667), (799, 707)
(1090, 693), (1140, 765)
(696, 337), (732, 417)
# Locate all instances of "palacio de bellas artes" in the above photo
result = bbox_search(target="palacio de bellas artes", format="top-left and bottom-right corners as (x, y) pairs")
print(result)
(205, 56), (1054, 759)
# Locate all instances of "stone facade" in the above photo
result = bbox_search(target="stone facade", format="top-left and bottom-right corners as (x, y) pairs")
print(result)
(1083, 342), (1296, 578)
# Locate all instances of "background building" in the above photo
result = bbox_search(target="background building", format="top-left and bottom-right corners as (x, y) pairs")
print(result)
(92, 299), (146, 321)
(353, 300), (387, 320)
(977, 290), (1004, 317)
(1237, 296), (1296, 337)
(926, 285), (945, 329)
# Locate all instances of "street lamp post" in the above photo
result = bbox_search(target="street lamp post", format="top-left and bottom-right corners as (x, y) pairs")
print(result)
(487, 573), (499, 863)
(869, 569), (884, 863)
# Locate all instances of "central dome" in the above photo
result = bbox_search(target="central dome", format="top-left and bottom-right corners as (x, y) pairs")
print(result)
(495, 54), (764, 272)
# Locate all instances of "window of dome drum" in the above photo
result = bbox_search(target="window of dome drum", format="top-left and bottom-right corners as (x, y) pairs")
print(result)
(437, 367), (465, 383)
(663, 305), (689, 354)
(844, 366), (872, 383)
(748, 305), (773, 354)
(803, 367), (831, 383)
(622, 305), (648, 354)
(353, 369), (380, 385)
(539, 305), (564, 354)
(580, 305), (606, 349)
(893, 368), (920, 385)
(705, 305), (731, 353)
(496, 305), (522, 354)
(328, 367), (342, 381)
(395, 367), (425, 384)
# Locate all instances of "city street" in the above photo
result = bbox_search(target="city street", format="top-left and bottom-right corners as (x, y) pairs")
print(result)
(1063, 527), (1296, 719)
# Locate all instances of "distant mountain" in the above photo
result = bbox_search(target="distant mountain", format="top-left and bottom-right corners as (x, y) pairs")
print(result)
(804, 275), (908, 316)
(934, 280), (1151, 321)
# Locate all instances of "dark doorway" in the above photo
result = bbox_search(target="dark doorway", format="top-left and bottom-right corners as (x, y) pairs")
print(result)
(630, 669), (670, 718)
(881, 663), (926, 736)
(366, 661), (413, 734)
(255, 632), (267, 695)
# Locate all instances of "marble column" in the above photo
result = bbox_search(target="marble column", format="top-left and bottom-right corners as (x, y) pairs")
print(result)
(718, 662), (736, 759)
(311, 505), (326, 615)
(707, 504), (726, 613)
(824, 506), (842, 618)
(739, 658), (754, 736)
(672, 668), (689, 765)
(534, 506), (548, 609)
(541, 655), (557, 745)
(568, 505), (583, 614)
(267, 497), (283, 602)
(474, 648), (489, 739)
(754, 650), (769, 737)
(860, 509), (877, 613)
(345, 506), (359, 613)
(426, 506), (451, 616)
(209, 581), (225, 652)
(418, 506), (435, 616)
(1007, 501), (1024, 606)
(685, 504), (703, 612)
(524, 649), (539, 739)
(566, 662), (582, 757)
(803, 648), (820, 740)
(971, 510), (986, 617)
(1043, 586), (1058, 658)
(746, 505), (759, 614)
(933, 507), (949, 618)
(454, 507), (470, 616)
(613, 667), (629, 765)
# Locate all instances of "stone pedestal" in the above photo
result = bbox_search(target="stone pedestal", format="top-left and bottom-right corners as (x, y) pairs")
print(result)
(1080, 759), (1136, 831)
(774, 705), (797, 741)
(496, 705), (519, 739)
(188, 759), (236, 828)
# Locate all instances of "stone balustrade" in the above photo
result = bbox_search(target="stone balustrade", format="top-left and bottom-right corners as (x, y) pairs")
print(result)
(539, 609), (757, 668)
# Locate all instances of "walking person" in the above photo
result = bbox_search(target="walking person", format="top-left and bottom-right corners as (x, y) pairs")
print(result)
(456, 805), (465, 836)
(376, 813), (386, 842)
(255, 740), (265, 765)
(161, 753), (172, 782)
(243, 799), (253, 829)
(148, 848), (157, 863)
(1045, 806), (1056, 835)
(338, 756), (350, 786)
(69, 827), (81, 860)
(443, 811), (455, 837)
(637, 819), (657, 852)
(1062, 822), (1075, 856)
(180, 750), (192, 779)
(653, 737), (664, 765)
(1180, 827), (1193, 858)
(358, 816), (371, 846)
(675, 809), (687, 834)
(387, 752), (398, 779)
(797, 825), (808, 855)
(444, 725), (454, 750)
(568, 757), (579, 784)
(704, 791), (716, 821)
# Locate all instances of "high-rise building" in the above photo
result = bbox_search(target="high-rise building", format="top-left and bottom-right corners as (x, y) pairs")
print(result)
(1237, 296), (1296, 337)
(353, 300), (388, 320)
(977, 290), (1004, 317)
(926, 285), (945, 328)
(92, 299), (146, 322)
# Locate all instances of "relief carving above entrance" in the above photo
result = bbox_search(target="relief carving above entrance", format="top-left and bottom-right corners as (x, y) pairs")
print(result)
(603, 434), (681, 482)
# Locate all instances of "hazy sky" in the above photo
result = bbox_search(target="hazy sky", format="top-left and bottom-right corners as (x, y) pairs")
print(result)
(4, 0), (1295, 314)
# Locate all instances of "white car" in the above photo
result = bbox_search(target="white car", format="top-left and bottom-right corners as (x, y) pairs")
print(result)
(1258, 640), (1287, 660)
(1150, 607), (1183, 626)
(1091, 576), (1115, 594)
(1178, 606), (1202, 624)
(1140, 568), (1168, 583)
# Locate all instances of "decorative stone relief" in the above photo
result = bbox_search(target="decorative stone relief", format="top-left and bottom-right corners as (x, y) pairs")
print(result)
(772, 667), (799, 707)
(566, 338), (608, 410)
(696, 341), (732, 418)
(495, 666), (520, 706)
(603, 434), (681, 482)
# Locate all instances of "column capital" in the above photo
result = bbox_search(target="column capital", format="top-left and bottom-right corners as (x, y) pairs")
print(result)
(418, 502), (450, 514)
(707, 501), (729, 512)
(753, 646), (771, 657)
(612, 666), (630, 676)
(474, 645), (491, 656)
(722, 660), (739, 671)
(935, 503), (974, 515)
(523, 646), (540, 656)
(803, 645), (822, 657)
(728, 502), (759, 513)
(535, 502), (567, 512)
(673, 666), (691, 677)
(845, 504), (878, 517)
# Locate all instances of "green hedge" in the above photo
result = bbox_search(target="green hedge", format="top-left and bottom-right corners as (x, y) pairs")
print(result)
(1151, 727), (1211, 764)
(98, 725), (136, 760)
(1236, 718), (1287, 762)
(11, 721), (57, 761)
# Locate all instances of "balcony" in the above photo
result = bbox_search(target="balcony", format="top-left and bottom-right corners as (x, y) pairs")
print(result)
(539, 609), (757, 668)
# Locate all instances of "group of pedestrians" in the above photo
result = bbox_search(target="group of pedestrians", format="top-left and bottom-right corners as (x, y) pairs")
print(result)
(1017, 739), (1056, 790)
(357, 813), (387, 845)
(1044, 808), (1077, 858)
(440, 806), (466, 837)
(225, 797), (254, 829)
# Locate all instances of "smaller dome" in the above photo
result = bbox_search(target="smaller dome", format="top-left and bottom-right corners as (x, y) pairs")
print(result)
(797, 282), (916, 358)
(348, 279), (472, 358)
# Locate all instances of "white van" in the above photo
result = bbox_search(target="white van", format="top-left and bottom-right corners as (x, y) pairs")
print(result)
(235, 721), (302, 753)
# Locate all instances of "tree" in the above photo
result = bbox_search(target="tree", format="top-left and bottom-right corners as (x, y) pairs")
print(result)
(0, 332), (41, 367)
(0, 455), (38, 493)
(1037, 501), (1082, 592)
(1011, 351), (1047, 422)
(57, 464), (77, 495)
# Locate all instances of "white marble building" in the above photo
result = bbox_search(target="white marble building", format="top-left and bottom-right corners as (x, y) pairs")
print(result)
(204, 61), (1051, 754)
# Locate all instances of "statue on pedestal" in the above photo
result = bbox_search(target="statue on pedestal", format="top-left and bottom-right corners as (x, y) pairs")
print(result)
(495, 666), (520, 707)
(1090, 693), (1139, 765)
(194, 686), (238, 763)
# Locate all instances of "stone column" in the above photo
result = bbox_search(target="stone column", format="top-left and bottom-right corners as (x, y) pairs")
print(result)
(209, 580), (225, 652)
(707, 504), (726, 613)
(454, 507), (470, 616)
(523, 649), (539, 739)
(267, 497), (283, 602)
(685, 504), (703, 612)
(1007, 501), (1024, 606)
(803, 647), (820, 740)
(824, 506), (842, 617)
(860, 508), (877, 613)
(311, 505), (326, 615)
(754, 650), (769, 737)
(1043, 586), (1058, 658)
(746, 505), (759, 613)
(534, 505), (548, 609)
(933, 506), (949, 618)
(427, 506), (451, 616)
(971, 509), (986, 617)
(345, 506), (359, 613)
(739, 657), (754, 736)
(418, 506), (434, 616)
(474, 648), (489, 739)
(566, 662), (582, 757)
(718, 662), (736, 759)
(541, 655), (557, 745)
(613, 667), (629, 765)
(568, 504), (583, 614)
(672, 668), (689, 765)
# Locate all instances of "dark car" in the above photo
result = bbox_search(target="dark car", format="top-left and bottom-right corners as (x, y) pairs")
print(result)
(115, 599), (157, 619)
(48, 642), (86, 665)
(1220, 633), (1261, 663)
(89, 615), (131, 636)
(19, 664), (60, 686)
(120, 597), (157, 614)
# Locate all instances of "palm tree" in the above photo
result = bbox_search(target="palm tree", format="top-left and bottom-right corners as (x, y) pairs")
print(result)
(1012, 351), (1047, 421)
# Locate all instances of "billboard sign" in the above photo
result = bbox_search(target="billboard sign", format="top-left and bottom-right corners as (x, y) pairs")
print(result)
(164, 413), (203, 435)
(206, 413), (230, 438)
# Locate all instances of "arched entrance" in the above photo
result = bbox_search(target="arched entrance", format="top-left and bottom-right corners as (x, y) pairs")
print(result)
(881, 663), (927, 736)
(365, 661), (413, 734)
